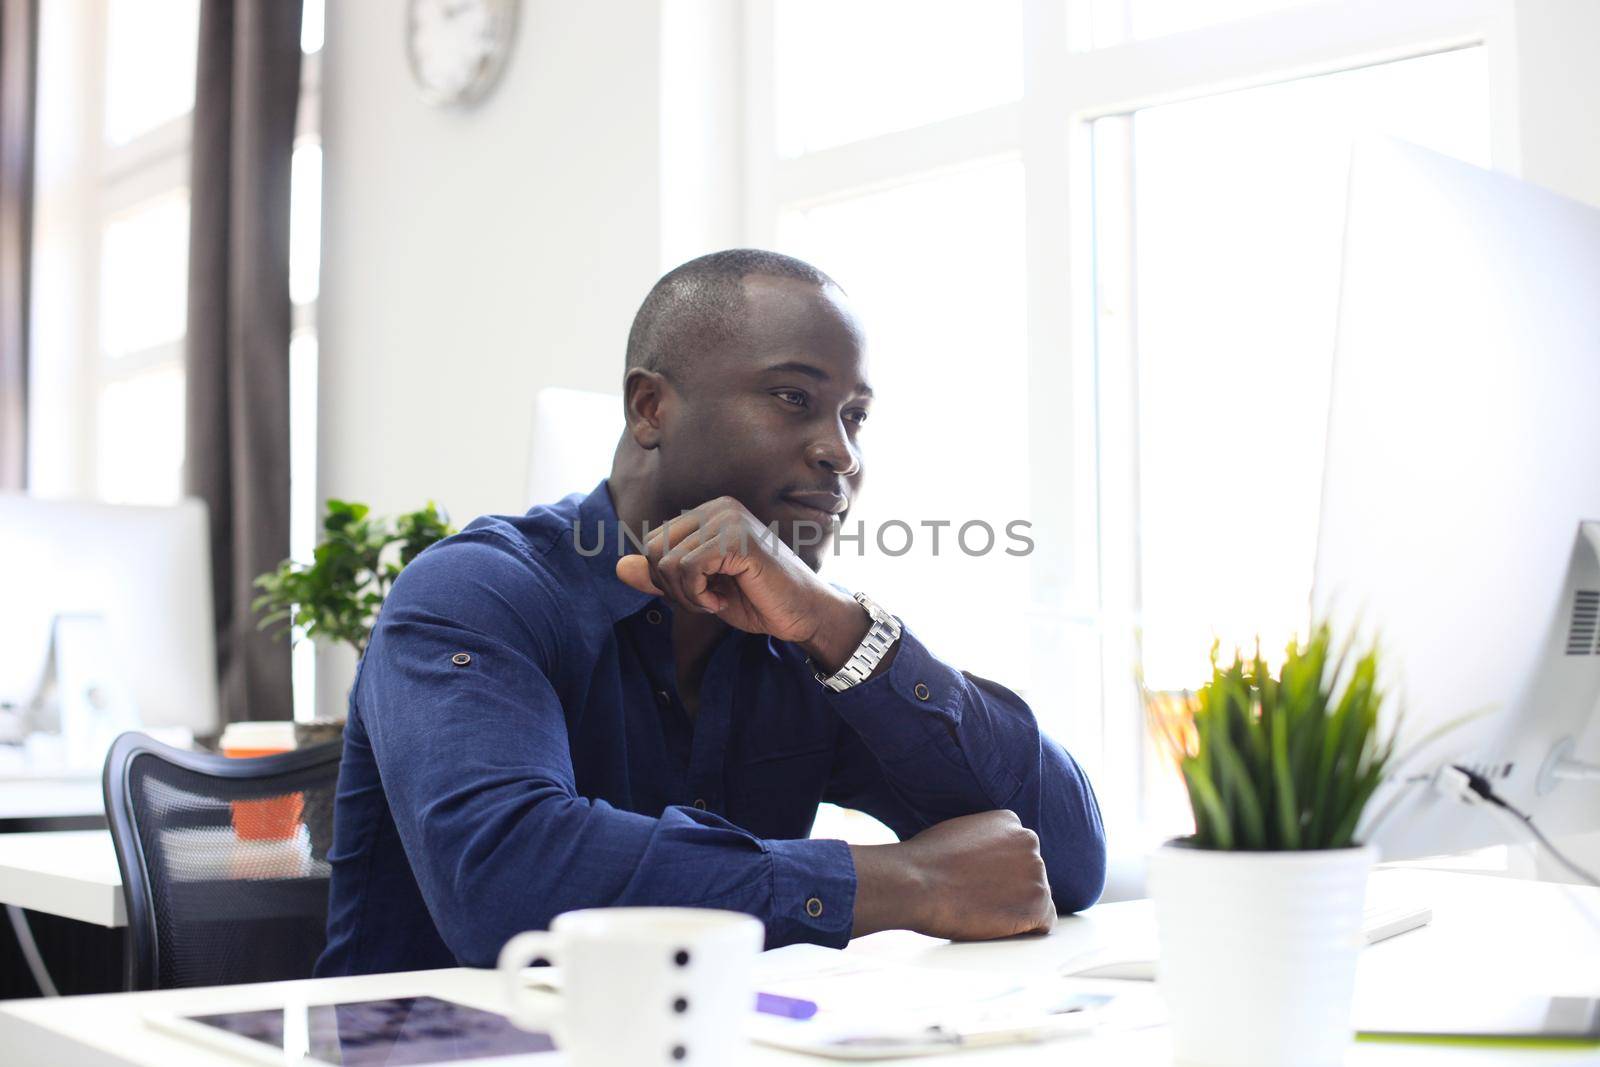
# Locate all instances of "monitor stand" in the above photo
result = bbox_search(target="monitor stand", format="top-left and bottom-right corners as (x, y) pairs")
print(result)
(30, 613), (141, 772)
(1526, 521), (1600, 805)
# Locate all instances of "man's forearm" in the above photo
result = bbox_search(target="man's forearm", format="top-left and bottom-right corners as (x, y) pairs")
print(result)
(847, 842), (926, 937)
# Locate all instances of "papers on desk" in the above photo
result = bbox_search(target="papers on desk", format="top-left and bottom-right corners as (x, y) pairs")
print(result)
(746, 944), (1158, 1059)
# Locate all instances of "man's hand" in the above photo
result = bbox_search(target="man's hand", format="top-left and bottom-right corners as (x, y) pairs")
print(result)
(615, 497), (869, 671)
(850, 810), (1056, 940)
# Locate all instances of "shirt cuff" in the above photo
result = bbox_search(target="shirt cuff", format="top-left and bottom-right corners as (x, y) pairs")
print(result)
(823, 626), (969, 763)
(763, 836), (856, 949)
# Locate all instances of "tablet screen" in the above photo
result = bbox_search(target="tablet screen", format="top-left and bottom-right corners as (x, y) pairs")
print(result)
(187, 996), (556, 1065)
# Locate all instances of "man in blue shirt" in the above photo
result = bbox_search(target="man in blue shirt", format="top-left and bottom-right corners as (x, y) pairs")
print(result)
(316, 250), (1106, 976)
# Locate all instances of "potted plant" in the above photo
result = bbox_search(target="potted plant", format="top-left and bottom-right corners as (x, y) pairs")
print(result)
(1146, 623), (1396, 1067)
(254, 499), (456, 664)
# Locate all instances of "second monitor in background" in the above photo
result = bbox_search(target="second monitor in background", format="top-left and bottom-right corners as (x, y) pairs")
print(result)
(0, 496), (217, 764)
(1315, 139), (1600, 862)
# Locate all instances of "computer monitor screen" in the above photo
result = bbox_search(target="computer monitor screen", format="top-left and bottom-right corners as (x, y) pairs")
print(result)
(1315, 140), (1600, 861)
(0, 495), (219, 736)
(525, 387), (622, 508)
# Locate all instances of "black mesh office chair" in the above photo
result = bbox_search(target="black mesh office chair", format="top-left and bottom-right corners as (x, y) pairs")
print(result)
(102, 731), (343, 990)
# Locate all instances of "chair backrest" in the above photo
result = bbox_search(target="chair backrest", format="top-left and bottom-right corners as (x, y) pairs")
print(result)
(102, 731), (343, 990)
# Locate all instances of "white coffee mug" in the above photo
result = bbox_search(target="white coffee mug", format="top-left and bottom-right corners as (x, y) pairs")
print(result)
(498, 907), (764, 1067)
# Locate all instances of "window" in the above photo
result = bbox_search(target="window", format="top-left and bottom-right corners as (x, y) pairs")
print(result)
(103, 0), (199, 145)
(1096, 46), (1492, 831)
(98, 190), (190, 363)
(27, 0), (202, 508)
(772, 0), (1023, 154)
(96, 363), (185, 505)
(31, 0), (326, 719)
(777, 159), (1032, 688)
(1085, 0), (1320, 47)
(1113, 47), (1491, 694)
(749, 0), (1511, 833)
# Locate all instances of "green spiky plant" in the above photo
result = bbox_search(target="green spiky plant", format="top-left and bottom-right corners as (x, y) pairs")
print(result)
(1151, 623), (1399, 851)
(252, 499), (455, 658)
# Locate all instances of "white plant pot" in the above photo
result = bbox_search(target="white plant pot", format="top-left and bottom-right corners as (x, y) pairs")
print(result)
(1150, 841), (1375, 1067)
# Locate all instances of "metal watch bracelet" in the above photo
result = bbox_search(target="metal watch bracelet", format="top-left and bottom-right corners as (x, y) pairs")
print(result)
(810, 592), (902, 692)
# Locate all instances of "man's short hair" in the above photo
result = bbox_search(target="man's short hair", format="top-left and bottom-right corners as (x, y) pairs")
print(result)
(624, 249), (839, 380)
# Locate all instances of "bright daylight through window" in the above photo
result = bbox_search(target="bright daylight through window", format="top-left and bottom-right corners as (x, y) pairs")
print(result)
(760, 1), (1498, 833)
(772, 0), (1023, 154)
(1114, 46), (1491, 694)
(777, 160), (1032, 692)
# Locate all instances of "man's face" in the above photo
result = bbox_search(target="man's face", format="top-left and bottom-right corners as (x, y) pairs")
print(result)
(654, 276), (871, 570)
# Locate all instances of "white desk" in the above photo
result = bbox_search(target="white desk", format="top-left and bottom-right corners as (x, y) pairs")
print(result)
(0, 773), (104, 824)
(2, 869), (1598, 1065)
(0, 829), (123, 927)
(0, 827), (332, 930)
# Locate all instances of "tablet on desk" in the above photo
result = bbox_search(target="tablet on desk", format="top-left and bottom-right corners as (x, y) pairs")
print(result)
(145, 996), (556, 1065)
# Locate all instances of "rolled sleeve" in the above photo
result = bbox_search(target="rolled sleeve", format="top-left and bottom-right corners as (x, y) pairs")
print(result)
(824, 628), (1018, 796)
(765, 837), (856, 948)
(826, 627), (967, 756)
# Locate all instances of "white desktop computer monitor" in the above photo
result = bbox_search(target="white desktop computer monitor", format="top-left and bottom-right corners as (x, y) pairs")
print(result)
(525, 386), (623, 507)
(1315, 140), (1600, 861)
(0, 495), (220, 740)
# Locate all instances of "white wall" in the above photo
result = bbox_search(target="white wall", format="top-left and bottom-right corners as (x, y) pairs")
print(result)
(316, 0), (743, 716)
(320, 0), (663, 526)
(318, 0), (665, 717)
(1516, 0), (1600, 209)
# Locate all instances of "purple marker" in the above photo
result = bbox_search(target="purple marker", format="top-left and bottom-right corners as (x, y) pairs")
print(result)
(756, 992), (819, 1020)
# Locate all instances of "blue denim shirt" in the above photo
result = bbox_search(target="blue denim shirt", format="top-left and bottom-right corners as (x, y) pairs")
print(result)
(315, 481), (1105, 975)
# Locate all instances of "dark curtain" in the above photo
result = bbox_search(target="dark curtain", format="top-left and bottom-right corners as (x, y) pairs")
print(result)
(0, 0), (37, 492)
(185, 0), (303, 724)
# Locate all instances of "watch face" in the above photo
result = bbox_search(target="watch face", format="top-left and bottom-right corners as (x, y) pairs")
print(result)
(406, 0), (517, 106)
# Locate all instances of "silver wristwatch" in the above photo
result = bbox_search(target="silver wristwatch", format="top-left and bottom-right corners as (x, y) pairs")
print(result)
(810, 592), (902, 692)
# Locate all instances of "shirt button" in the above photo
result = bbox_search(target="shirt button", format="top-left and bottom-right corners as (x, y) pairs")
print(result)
(451, 653), (472, 666)
(693, 799), (707, 811)
(805, 897), (824, 918)
(655, 689), (671, 707)
(646, 608), (664, 625)
(913, 682), (931, 701)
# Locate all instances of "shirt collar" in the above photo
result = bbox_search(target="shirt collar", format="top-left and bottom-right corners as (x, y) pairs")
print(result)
(575, 479), (657, 623)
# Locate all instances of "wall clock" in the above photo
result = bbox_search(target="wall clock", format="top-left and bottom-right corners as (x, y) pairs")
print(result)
(406, 0), (518, 107)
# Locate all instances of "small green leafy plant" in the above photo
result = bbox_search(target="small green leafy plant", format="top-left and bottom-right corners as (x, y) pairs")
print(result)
(1150, 622), (1399, 851)
(253, 499), (456, 657)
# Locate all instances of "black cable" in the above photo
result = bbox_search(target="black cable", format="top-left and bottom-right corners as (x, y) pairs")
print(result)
(1449, 764), (1600, 889)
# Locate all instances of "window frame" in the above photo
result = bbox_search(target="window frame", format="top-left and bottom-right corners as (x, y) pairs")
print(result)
(742, 0), (1519, 831)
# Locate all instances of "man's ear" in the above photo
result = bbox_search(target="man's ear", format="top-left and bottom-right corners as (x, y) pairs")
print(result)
(623, 367), (672, 450)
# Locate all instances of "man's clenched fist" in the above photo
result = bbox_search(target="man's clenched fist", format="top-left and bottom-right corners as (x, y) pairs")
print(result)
(851, 810), (1056, 940)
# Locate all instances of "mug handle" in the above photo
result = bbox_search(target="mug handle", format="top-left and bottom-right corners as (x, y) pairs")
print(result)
(498, 931), (558, 1030)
